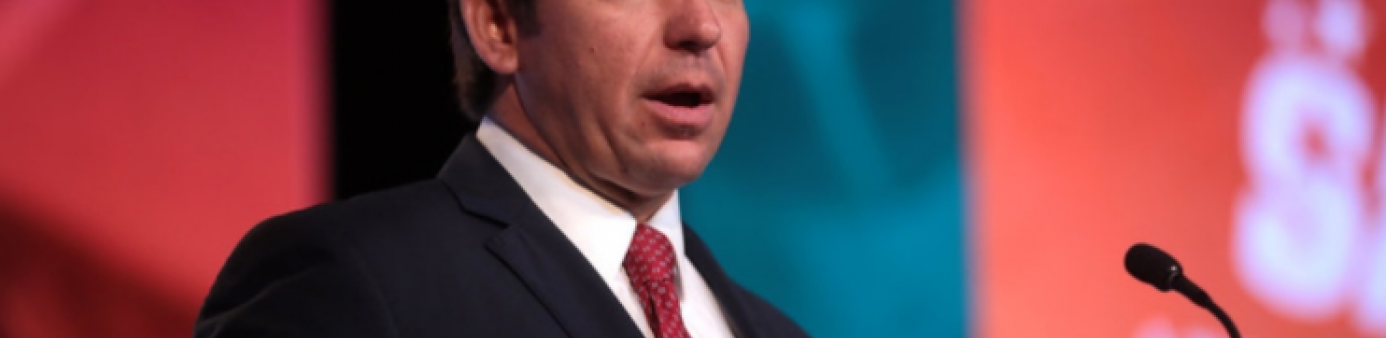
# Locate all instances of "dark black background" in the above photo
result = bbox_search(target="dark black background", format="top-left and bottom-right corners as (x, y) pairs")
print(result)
(332, 0), (468, 199)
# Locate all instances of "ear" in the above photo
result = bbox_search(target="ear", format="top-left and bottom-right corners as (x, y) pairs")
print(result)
(459, 0), (520, 75)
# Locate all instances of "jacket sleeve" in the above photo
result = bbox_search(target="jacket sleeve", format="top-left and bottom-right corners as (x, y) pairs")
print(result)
(194, 213), (399, 338)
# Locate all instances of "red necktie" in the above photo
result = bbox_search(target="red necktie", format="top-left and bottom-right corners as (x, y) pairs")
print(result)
(624, 224), (689, 338)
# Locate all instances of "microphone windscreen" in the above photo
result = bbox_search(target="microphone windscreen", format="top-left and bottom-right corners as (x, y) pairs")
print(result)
(1124, 243), (1181, 291)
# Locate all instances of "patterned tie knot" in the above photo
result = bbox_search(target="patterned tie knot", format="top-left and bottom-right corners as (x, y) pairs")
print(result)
(623, 224), (677, 284)
(623, 223), (688, 338)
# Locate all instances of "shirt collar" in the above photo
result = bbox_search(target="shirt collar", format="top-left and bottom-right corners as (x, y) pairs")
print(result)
(474, 116), (685, 280)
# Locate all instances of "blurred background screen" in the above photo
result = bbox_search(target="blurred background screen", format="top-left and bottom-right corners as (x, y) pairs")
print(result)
(0, 0), (320, 337)
(970, 0), (1386, 337)
(1, 0), (1384, 337)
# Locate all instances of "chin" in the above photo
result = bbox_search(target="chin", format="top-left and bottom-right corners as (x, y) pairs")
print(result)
(618, 136), (719, 191)
(632, 154), (711, 193)
(661, 162), (708, 185)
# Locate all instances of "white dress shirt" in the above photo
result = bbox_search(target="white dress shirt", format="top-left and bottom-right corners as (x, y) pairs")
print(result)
(475, 117), (736, 338)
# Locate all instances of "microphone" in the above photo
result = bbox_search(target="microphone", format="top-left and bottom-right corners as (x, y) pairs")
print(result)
(1124, 243), (1242, 338)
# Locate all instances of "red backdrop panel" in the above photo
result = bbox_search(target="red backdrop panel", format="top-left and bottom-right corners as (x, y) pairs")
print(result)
(0, 0), (321, 336)
(969, 0), (1386, 337)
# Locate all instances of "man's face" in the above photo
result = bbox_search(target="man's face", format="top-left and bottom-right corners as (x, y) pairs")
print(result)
(512, 0), (748, 198)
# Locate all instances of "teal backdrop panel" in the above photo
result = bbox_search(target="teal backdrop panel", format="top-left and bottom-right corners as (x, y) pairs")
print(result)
(681, 0), (964, 337)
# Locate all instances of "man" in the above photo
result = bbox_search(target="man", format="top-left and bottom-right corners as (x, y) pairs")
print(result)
(194, 0), (810, 337)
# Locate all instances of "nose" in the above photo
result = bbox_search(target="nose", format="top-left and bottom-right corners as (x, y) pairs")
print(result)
(663, 0), (723, 53)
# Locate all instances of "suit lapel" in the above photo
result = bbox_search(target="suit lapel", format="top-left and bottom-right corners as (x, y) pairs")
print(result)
(684, 225), (765, 338)
(438, 134), (644, 338)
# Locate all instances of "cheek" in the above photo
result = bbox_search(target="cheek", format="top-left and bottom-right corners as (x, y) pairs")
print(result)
(722, 38), (750, 85)
(716, 14), (750, 110)
(535, 44), (633, 138)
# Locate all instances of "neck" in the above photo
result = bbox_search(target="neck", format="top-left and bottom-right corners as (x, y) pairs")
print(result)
(487, 86), (671, 223)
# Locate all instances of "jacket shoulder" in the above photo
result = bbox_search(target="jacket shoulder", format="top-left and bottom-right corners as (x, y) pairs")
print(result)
(197, 180), (500, 337)
(251, 179), (505, 248)
(272, 180), (462, 232)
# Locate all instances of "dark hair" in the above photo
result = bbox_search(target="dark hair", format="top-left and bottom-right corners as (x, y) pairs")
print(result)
(446, 0), (538, 123)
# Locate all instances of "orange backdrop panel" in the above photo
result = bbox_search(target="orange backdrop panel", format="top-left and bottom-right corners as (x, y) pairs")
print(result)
(969, 0), (1386, 337)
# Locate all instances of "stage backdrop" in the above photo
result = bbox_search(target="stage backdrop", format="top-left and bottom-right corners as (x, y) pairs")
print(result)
(969, 0), (1386, 337)
(0, 0), (321, 336)
(684, 0), (966, 337)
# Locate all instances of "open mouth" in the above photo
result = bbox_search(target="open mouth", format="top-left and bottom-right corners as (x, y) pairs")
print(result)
(645, 85), (715, 108)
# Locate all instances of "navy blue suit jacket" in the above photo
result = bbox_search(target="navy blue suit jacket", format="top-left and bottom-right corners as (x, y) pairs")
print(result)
(194, 134), (810, 338)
